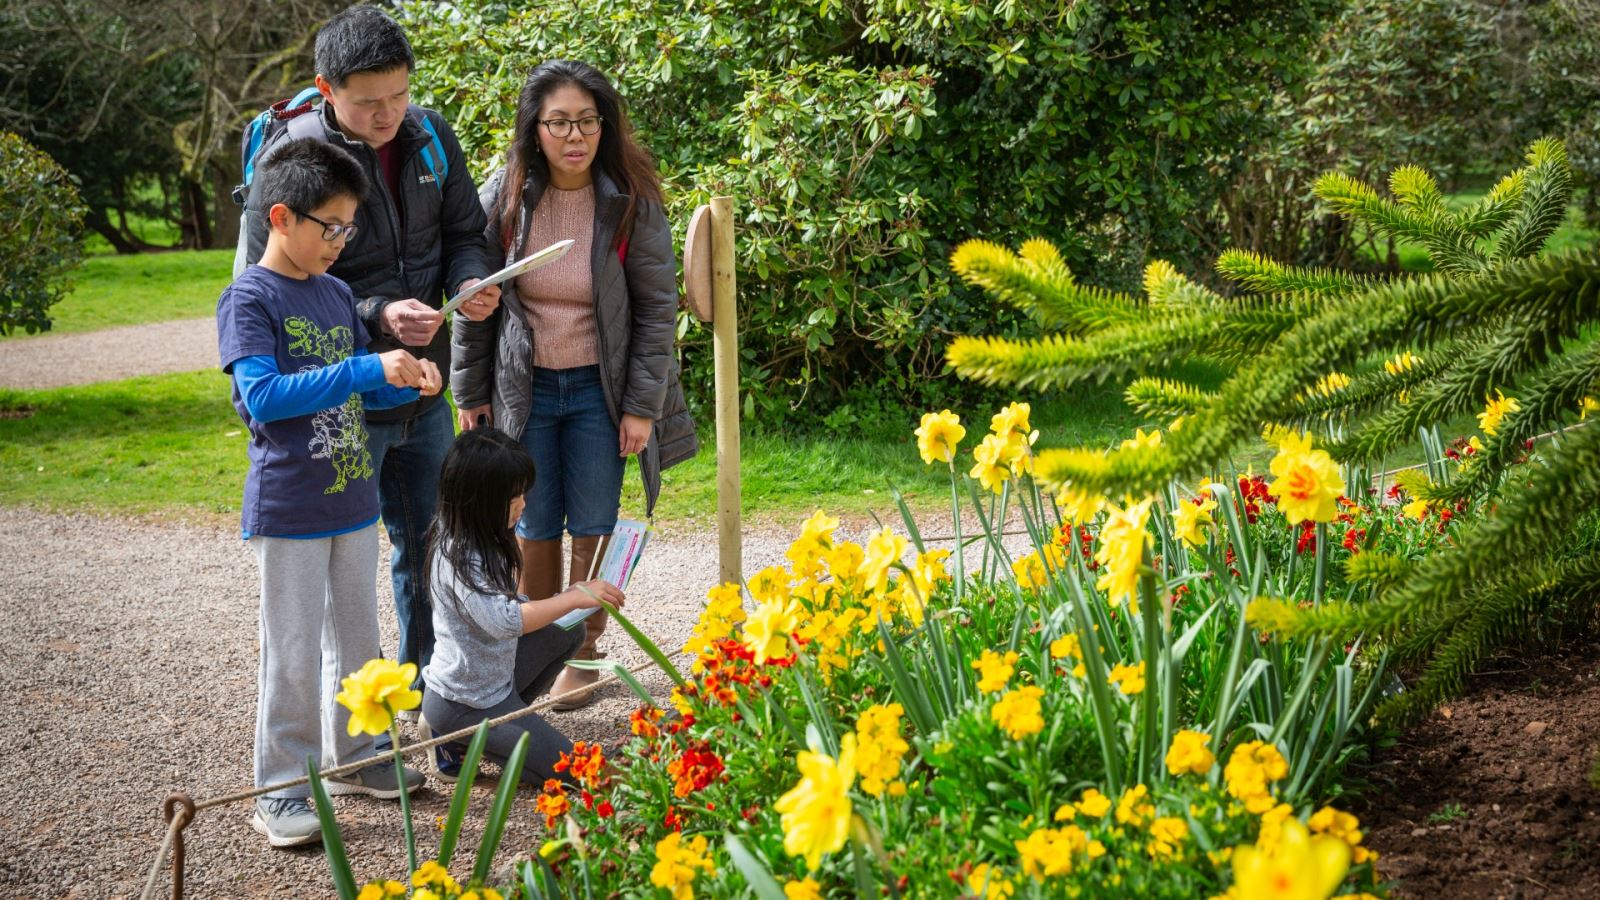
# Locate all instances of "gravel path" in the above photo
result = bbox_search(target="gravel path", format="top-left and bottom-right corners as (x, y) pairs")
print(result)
(0, 317), (216, 390)
(1, 506), (1031, 895)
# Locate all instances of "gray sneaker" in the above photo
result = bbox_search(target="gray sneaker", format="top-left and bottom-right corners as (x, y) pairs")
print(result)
(325, 758), (425, 799)
(252, 797), (322, 848)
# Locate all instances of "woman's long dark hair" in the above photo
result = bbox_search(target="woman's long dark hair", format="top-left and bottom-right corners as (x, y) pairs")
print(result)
(425, 428), (537, 605)
(499, 59), (662, 252)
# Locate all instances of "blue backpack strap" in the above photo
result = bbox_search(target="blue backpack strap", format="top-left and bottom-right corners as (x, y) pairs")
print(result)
(288, 86), (322, 109)
(418, 115), (448, 195)
(241, 88), (322, 189)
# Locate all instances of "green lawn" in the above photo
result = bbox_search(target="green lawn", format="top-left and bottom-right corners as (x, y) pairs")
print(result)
(5, 250), (231, 339)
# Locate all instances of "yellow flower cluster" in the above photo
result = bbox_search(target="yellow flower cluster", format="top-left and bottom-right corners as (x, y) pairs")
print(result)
(783, 878), (823, 900)
(1266, 430), (1346, 525)
(916, 409), (967, 465)
(1146, 816), (1189, 860)
(1402, 496), (1430, 522)
(1478, 389), (1520, 436)
(1095, 497), (1154, 606)
(1172, 495), (1218, 549)
(684, 582), (747, 665)
(968, 402), (1038, 493)
(1014, 824), (1105, 880)
(1012, 542), (1067, 591)
(356, 882), (406, 900)
(1115, 784), (1155, 828)
(797, 606), (865, 677)
(1056, 483), (1107, 526)
(853, 703), (909, 796)
(967, 862), (1016, 898)
(973, 649), (1020, 694)
(990, 685), (1045, 739)
(335, 658), (422, 737)
(1107, 660), (1147, 696)
(775, 734), (857, 869)
(1062, 787), (1112, 820)
(1164, 729), (1216, 776)
(1309, 806), (1377, 865)
(650, 832), (715, 900)
(787, 509), (841, 579)
(1224, 741), (1289, 815)
(1049, 632), (1086, 678)
(401, 861), (505, 900)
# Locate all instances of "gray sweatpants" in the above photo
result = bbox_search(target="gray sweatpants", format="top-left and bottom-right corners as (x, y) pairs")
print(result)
(251, 526), (384, 798)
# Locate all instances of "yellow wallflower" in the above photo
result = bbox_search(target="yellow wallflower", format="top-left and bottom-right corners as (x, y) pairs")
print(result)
(1094, 497), (1154, 607)
(968, 862), (1016, 898)
(858, 527), (908, 595)
(1075, 788), (1112, 819)
(1164, 729), (1216, 776)
(1224, 741), (1290, 815)
(910, 549), (951, 601)
(1012, 552), (1048, 590)
(336, 658), (422, 737)
(1401, 496), (1429, 521)
(916, 410), (967, 465)
(1309, 806), (1376, 864)
(991, 685), (1046, 739)
(1014, 825), (1093, 880)
(1056, 483), (1107, 526)
(684, 582), (748, 663)
(775, 734), (858, 869)
(356, 882), (406, 900)
(743, 596), (801, 665)
(853, 703), (909, 796)
(1266, 431), (1346, 525)
(970, 433), (1013, 494)
(826, 542), (866, 594)
(650, 832), (715, 900)
(797, 607), (863, 677)
(972, 649), (1020, 693)
(784, 878), (823, 900)
(1478, 389), (1520, 436)
(1146, 816), (1189, 859)
(411, 861), (458, 892)
(1230, 817), (1350, 900)
(1115, 784), (1154, 828)
(1172, 496), (1218, 549)
(1107, 660), (1146, 696)
(748, 565), (793, 605)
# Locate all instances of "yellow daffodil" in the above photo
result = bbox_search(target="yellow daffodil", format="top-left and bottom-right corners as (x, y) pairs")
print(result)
(1164, 729), (1216, 776)
(336, 658), (422, 737)
(972, 649), (1020, 693)
(1478, 389), (1520, 436)
(650, 832), (715, 900)
(991, 685), (1045, 739)
(915, 410), (967, 465)
(1172, 496), (1217, 549)
(990, 401), (1033, 438)
(858, 527), (908, 595)
(775, 734), (858, 869)
(743, 596), (801, 665)
(1266, 431), (1346, 525)
(1230, 816), (1351, 900)
(748, 565), (792, 605)
(970, 433), (1013, 494)
(1094, 497), (1154, 607)
(1056, 483), (1107, 526)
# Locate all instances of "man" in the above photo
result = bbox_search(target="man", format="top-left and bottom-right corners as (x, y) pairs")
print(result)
(244, 5), (500, 696)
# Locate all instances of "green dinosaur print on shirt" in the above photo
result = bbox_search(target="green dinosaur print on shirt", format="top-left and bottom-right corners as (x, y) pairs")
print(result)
(284, 315), (372, 495)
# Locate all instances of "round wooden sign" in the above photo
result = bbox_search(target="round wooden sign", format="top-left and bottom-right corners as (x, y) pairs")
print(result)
(682, 204), (713, 322)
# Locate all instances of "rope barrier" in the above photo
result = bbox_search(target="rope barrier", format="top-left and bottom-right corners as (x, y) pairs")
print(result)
(139, 653), (681, 900)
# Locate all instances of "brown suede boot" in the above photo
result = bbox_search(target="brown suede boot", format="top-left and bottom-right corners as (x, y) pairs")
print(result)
(548, 534), (610, 710)
(517, 538), (563, 603)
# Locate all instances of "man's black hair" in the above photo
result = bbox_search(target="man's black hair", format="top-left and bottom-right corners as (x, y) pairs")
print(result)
(255, 138), (369, 216)
(314, 5), (415, 89)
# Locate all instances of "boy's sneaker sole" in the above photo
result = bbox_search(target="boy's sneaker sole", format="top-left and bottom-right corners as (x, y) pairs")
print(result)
(324, 776), (411, 800)
(251, 810), (321, 848)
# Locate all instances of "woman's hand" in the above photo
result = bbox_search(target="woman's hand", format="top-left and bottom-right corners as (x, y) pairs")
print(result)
(566, 579), (625, 610)
(619, 413), (652, 456)
(459, 404), (492, 431)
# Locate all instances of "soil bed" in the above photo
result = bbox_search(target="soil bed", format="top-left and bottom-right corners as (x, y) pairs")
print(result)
(1359, 637), (1600, 898)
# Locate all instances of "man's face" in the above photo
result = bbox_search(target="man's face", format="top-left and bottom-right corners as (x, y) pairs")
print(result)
(317, 67), (411, 148)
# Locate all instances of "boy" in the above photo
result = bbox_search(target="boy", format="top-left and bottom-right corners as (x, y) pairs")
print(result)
(219, 137), (439, 848)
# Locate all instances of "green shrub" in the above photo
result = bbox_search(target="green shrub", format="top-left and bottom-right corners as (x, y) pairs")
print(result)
(0, 132), (85, 334)
(402, 0), (1338, 430)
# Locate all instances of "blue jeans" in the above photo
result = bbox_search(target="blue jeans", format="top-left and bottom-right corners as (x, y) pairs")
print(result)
(517, 366), (625, 540)
(365, 400), (453, 686)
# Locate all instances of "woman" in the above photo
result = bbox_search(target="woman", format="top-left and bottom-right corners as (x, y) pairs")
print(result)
(451, 60), (696, 709)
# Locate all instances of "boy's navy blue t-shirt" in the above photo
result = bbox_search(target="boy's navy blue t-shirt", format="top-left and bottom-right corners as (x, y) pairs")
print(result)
(217, 266), (379, 537)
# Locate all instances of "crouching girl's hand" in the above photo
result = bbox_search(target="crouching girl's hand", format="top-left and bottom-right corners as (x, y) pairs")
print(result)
(566, 579), (625, 611)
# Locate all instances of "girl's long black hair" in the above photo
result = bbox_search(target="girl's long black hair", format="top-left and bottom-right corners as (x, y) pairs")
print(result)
(425, 428), (537, 605)
(498, 59), (663, 253)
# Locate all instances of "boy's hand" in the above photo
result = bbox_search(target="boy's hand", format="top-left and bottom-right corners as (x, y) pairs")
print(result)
(566, 579), (624, 610)
(416, 359), (443, 396)
(382, 298), (444, 346)
(377, 349), (425, 389)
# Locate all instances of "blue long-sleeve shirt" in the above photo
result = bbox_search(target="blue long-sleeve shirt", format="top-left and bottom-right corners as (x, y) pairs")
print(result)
(231, 350), (417, 422)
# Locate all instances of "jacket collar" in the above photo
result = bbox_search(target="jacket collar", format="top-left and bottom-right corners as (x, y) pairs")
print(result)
(318, 103), (429, 152)
(523, 165), (629, 215)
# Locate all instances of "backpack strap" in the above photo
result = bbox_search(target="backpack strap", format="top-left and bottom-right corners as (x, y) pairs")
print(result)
(418, 115), (448, 195)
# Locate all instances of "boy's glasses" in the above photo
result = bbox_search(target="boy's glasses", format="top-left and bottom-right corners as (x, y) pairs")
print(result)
(540, 116), (604, 138)
(292, 208), (360, 242)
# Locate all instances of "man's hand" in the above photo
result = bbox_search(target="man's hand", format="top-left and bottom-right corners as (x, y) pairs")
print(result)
(619, 413), (652, 457)
(377, 349), (425, 389)
(416, 359), (443, 396)
(459, 404), (492, 431)
(382, 298), (444, 346)
(455, 279), (502, 322)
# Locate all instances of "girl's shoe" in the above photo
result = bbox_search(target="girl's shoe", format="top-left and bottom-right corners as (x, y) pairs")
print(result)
(418, 714), (467, 783)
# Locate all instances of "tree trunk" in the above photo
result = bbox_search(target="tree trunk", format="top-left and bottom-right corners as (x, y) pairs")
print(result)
(84, 207), (156, 255)
(179, 179), (213, 250)
(210, 164), (241, 250)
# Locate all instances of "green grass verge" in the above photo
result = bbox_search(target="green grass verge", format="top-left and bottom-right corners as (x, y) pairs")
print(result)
(0, 370), (1161, 527)
(6, 250), (231, 339)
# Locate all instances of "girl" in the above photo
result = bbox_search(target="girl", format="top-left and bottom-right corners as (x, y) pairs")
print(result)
(418, 428), (624, 783)
(451, 59), (696, 710)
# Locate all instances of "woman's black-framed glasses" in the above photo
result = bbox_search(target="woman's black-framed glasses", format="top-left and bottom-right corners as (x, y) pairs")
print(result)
(540, 115), (604, 138)
(292, 208), (360, 242)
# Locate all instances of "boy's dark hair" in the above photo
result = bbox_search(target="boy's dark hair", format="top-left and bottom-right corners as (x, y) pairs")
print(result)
(314, 5), (415, 89)
(255, 138), (369, 216)
(426, 428), (538, 606)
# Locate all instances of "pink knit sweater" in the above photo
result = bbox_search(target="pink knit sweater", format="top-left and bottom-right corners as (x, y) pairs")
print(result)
(516, 184), (597, 369)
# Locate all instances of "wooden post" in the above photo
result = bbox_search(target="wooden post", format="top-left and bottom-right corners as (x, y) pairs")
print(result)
(709, 196), (741, 585)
